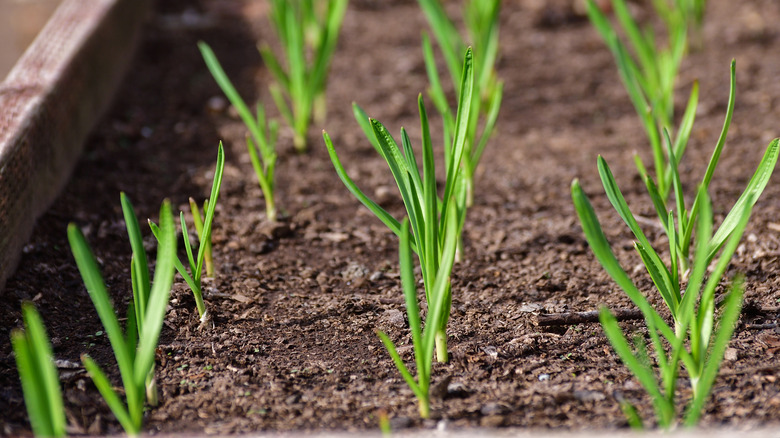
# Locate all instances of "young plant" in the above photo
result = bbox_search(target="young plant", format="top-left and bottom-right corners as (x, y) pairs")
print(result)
(418, 0), (503, 205)
(625, 62), (776, 284)
(68, 198), (176, 436)
(260, 0), (349, 152)
(199, 43), (278, 222)
(574, 181), (749, 428)
(120, 193), (168, 407)
(11, 303), (66, 438)
(571, 62), (780, 427)
(679, 0), (708, 49)
(586, 0), (690, 200)
(150, 143), (225, 324)
(324, 48), (474, 363)
(188, 197), (214, 277)
(377, 216), (458, 419)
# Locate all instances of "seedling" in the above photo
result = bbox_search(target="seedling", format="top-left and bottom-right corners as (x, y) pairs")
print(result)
(325, 48), (474, 362)
(571, 62), (779, 428)
(418, 0), (503, 205)
(613, 62), (776, 289)
(200, 43), (278, 221)
(377, 217), (458, 419)
(260, 0), (349, 152)
(11, 303), (66, 437)
(150, 143), (225, 324)
(586, 0), (691, 200)
(378, 409), (391, 435)
(680, 0), (708, 49)
(685, 0), (707, 26)
(188, 197), (214, 277)
(68, 198), (176, 435)
(574, 181), (749, 428)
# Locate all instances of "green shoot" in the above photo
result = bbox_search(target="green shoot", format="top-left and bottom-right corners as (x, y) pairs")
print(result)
(188, 197), (213, 277)
(199, 43), (279, 221)
(378, 410), (391, 436)
(575, 180), (748, 428)
(150, 143), (225, 324)
(11, 303), (66, 437)
(120, 192), (161, 406)
(418, 0), (503, 206)
(678, 0), (708, 49)
(609, 62), (778, 298)
(571, 62), (779, 427)
(68, 198), (177, 436)
(260, 0), (349, 152)
(378, 216), (458, 418)
(325, 48), (474, 363)
(586, 0), (690, 200)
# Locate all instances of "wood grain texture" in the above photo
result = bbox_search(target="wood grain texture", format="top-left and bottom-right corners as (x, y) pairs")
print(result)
(0, 0), (151, 292)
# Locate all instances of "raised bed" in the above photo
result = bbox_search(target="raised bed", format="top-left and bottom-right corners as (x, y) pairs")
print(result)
(1, 0), (780, 435)
(0, 0), (150, 291)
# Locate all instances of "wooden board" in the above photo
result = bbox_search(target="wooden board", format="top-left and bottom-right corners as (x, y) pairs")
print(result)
(0, 0), (151, 291)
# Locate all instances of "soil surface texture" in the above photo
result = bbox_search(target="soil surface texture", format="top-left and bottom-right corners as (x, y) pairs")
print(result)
(2, 0), (780, 435)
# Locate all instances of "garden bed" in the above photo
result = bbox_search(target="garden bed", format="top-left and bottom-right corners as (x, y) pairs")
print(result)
(2, 0), (780, 435)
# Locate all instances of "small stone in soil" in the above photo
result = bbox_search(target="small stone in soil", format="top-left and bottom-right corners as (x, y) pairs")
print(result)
(380, 308), (405, 329)
(388, 416), (412, 429)
(481, 345), (498, 359)
(573, 389), (606, 402)
(480, 402), (510, 416)
(480, 415), (506, 427)
(341, 261), (369, 281)
(446, 381), (471, 399)
(316, 271), (330, 292)
(256, 220), (292, 240)
(249, 240), (273, 254)
(374, 185), (396, 205)
(207, 96), (227, 113)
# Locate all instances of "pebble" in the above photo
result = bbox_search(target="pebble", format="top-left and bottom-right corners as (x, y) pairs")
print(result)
(389, 416), (412, 429)
(249, 240), (273, 254)
(573, 389), (606, 402)
(446, 381), (470, 398)
(256, 220), (292, 239)
(480, 415), (506, 427)
(207, 96), (227, 113)
(480, 402), (510, 427)
(374, 185), (396, 205)
(341, 261), (369, 281)
(480, 402), (510, 416)
(623, 379), (640, 390)
(316, 272), (330, 292)
(481, 345), (498, 359)
(381, 309), (405, 328)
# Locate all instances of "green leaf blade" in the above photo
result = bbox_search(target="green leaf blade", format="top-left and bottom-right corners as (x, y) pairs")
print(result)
(134, 200), (177, 387)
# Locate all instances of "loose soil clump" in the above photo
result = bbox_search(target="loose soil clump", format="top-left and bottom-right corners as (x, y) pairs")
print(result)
(2, 0), (780, 435)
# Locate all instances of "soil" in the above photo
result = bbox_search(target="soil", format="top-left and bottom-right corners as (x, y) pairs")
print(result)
(2, 0), (780, 435)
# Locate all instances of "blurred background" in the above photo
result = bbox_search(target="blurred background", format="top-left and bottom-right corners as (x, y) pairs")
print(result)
(0, 0), (62, 80)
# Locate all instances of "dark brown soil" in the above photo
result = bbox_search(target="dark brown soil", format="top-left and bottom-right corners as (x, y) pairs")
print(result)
(3, 0), (780, 435)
